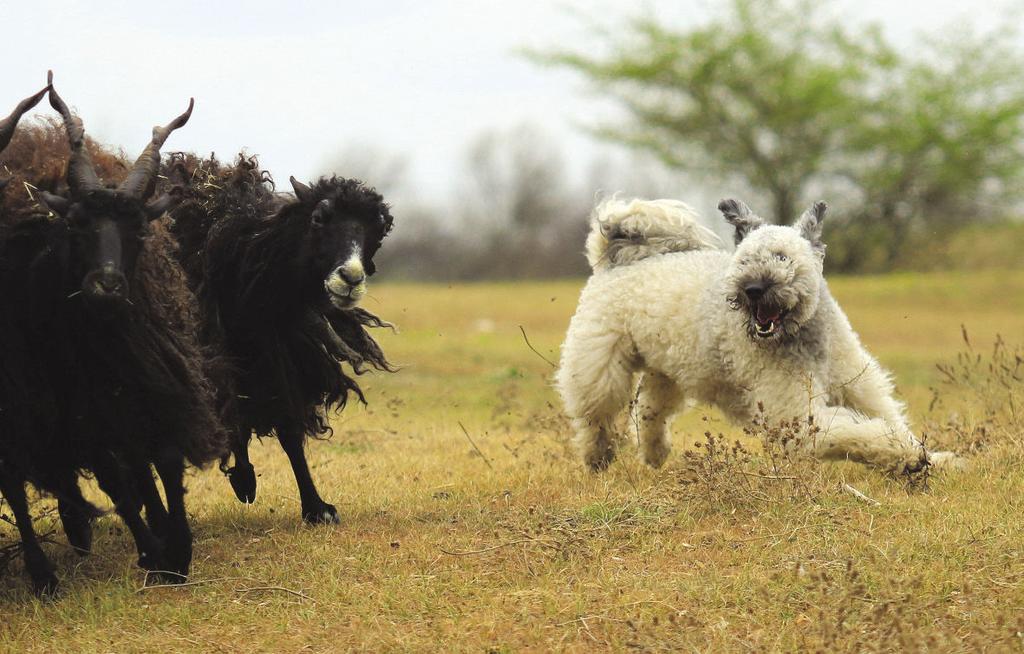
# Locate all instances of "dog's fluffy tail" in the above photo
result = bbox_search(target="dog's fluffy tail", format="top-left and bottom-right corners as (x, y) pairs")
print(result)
(585, 197), (722, 271)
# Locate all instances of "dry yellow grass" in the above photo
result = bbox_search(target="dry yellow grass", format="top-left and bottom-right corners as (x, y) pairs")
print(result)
(2, 271), (1023, 652)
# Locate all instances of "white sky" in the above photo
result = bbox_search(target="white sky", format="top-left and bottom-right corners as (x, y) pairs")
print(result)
(2, 0), (1016, 210)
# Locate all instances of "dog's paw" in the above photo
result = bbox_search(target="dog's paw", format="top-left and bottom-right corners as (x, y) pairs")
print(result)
(927, 450), (966, 472)
(640, 442), (671, 469)
(896, 450), (929, 475)
(584, 448), (615, 473)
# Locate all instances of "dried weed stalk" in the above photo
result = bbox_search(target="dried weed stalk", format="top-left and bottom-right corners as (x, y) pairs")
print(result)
(928, 330), (1023, 452)
(673, 404), (823, 512)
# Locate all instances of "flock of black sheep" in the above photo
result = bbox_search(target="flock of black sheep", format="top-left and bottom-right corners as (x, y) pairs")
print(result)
(0, 73), (396, 595)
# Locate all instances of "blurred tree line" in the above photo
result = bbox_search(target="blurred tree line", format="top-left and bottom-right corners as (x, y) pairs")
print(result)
(536, 0), (1024, 273)
(328, 129), (690, 280)
(337, 0), (1024, 279)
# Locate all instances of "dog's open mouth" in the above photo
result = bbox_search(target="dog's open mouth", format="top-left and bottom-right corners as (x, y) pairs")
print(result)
(751, 305), (786, 338)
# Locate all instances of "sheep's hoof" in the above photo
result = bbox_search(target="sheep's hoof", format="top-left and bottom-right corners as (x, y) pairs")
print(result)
(150, 569), (188, 586)
(302, 502), (340, 525)
(32, 573), (60, 598)
(59, 508), (93, 556)
(161, 529), (193, 579)
(27, 562), (59, 598)
(227, 462), (257, 504)
(136, 547), (164, 574)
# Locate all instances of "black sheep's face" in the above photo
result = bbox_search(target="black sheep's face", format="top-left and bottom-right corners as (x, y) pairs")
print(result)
(311, 198), (390, 310)
(65, 193), (149, 306)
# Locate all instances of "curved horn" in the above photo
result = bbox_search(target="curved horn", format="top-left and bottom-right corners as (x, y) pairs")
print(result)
(47, 71), (103, 195)
(118, 98), (194, 199)
(289, 175), (314, 203)
(0, 77), (50, 154)
(143, 189), (183, 221)
(38, 191), (70, 216)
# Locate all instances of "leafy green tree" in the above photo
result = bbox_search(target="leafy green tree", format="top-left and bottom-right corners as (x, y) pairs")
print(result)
(833, 29), (1024, 269)
(532, 0), (1024, 270)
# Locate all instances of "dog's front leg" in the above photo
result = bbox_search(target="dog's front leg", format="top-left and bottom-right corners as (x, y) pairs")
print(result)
(826, 353), (963, 470)
(827, 348), (907, 426)
(806, 404), (927, 472)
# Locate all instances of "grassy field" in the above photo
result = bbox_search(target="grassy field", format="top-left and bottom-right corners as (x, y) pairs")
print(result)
(2, 271), (1023, 652)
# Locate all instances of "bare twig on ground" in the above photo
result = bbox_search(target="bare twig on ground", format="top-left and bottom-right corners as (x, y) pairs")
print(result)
(842, 483), (881, 506)
(458, 421), (494, 471)
(236, 585), (316, 603)
(519, 325), (557, 369)
(136, 575), (314, 602)
(440, 539), (538, 556)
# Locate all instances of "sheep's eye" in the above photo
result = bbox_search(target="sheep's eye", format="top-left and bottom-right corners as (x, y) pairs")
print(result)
(774, 253), (788, 262)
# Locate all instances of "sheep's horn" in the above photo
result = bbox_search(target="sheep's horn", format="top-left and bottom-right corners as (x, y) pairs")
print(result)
(47, 71), (103, 195)
(38, 190), (70, 215)
(290, 176), (314, 203)
(0, 77), (51, 154)
(118, 97), (194, 199)
(143, 188), (183, 220)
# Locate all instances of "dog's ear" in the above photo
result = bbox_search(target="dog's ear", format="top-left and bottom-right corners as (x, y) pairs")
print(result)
(717, 199), (764, 245)
(794, 201), (827, 255)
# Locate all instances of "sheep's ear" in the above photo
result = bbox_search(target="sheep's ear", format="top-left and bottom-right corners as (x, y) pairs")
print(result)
(290, 175), (314, 203)
(794, 201), (827, 254)
(717, 198), (764, 245)
(38, 191), (70, 217)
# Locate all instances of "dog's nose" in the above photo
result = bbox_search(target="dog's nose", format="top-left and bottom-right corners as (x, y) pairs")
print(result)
(744, 282), (768, 301)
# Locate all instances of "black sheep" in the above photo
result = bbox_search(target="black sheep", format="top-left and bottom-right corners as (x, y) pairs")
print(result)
(164, 153), (394, 524)
(0, 76), (226, 593)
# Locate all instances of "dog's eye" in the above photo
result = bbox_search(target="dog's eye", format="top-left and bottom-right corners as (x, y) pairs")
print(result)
(774, 253), (788, 262)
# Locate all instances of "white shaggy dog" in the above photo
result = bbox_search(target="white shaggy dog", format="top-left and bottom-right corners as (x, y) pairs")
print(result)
(557, 197), (958, 473)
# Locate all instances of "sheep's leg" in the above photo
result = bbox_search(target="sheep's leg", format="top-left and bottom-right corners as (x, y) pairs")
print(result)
(91, 453), (164, 575)
(55, 474), (102, 556)
(0, 468), (58, 595)
(132, 461), (169, 540)
(278, 428), (338, 525)
(153, 454), (191, 581)
(226, 430), (257, 504)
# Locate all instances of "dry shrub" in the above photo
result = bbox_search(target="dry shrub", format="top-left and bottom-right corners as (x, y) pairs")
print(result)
(672, 405), (824, 513)
(776, 558), (1024, 653)
(927, 330), (1023, 453)
(0, 498), (58, 577)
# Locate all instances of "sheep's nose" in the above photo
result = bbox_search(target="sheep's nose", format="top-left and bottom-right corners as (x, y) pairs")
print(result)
(744, 281), (769, 301)
(97, 277), (123, 294)
(337, 266), (365, 286)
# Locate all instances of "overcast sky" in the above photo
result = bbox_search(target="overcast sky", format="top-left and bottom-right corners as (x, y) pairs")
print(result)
(2, 0), (1015, 211)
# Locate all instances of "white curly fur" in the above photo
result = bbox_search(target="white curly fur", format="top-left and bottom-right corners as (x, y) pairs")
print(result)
(558, 198), (960, 473)
(585, 197), (722, 270)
